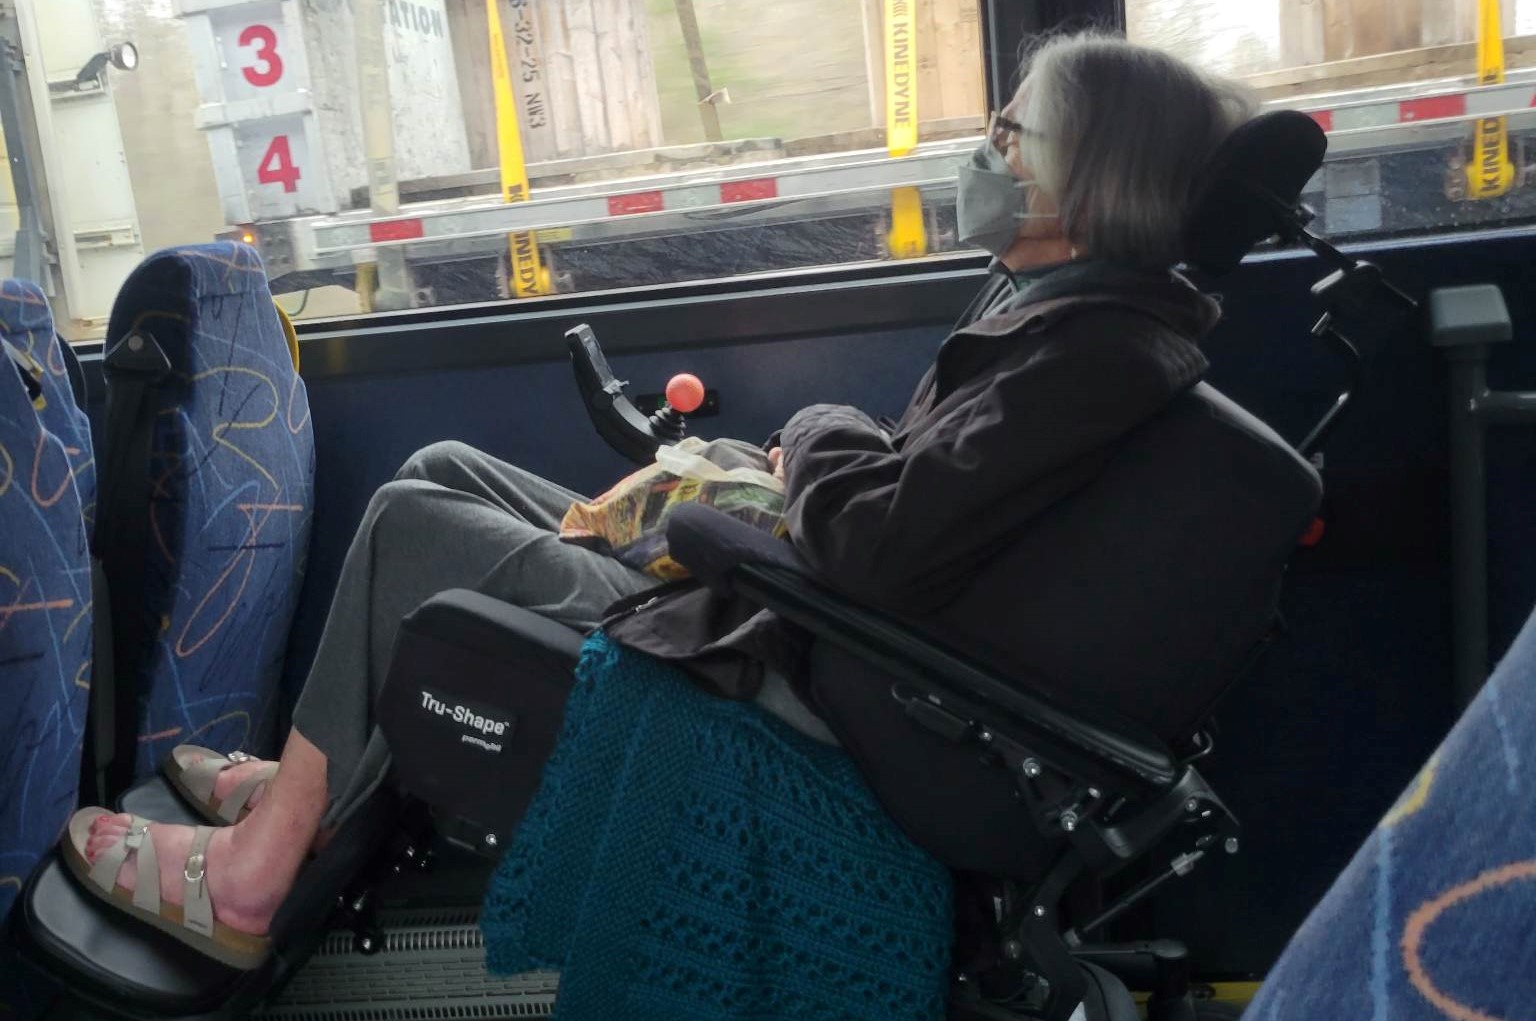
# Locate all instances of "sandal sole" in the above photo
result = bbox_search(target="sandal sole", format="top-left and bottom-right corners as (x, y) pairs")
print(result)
(61, 809), (271, 971)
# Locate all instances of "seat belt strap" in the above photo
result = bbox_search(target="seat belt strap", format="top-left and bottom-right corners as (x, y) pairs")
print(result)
(90, 329), (172, 802)
(57, 331), (89, 409)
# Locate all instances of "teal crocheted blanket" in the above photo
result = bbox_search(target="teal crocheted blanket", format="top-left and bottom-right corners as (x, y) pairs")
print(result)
(480, 630), (954, 1021)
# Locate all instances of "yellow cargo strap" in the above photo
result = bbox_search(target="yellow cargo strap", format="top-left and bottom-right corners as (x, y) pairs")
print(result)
(883, 0), (926, 258)
(884, 0), (917, 158)
(887, 186), (928, 259)
(1467, 0), (1516, 200)
(487, 0), (549, 297)
(273, 301), (300, 372)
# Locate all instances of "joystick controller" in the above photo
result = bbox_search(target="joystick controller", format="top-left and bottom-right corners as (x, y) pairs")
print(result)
(566, 324), (708, 465)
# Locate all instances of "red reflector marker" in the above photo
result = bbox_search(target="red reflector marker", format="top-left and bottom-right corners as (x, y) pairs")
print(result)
(1400, 95), (1465, 122)
(721, 178), (777, 203)
(370, 220), (424, 243)
(608, 191), (665, 216)
(1309, 110), (1334, 133)
(1300, 518), (1326, 548)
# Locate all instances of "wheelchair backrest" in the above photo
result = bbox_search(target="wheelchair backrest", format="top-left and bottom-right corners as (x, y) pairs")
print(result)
(0, 282), (92, 924)
(100, 243), (314, 779)
(934, 381), (1320, 740)
(806, 381), (1321, 876)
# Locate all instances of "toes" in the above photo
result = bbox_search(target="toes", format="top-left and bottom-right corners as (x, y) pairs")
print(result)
(87, 815), (128, 841)
(83, 814), (131, 863)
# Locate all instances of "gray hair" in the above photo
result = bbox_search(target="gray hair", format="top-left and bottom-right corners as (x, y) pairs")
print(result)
(1014, 33), (1257, 268)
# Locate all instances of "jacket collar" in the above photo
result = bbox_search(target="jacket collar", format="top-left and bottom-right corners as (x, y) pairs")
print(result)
(957, 259), (1222, 343)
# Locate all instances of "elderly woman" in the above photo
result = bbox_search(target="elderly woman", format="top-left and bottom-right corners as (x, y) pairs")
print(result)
(66, 32), (1255, 967)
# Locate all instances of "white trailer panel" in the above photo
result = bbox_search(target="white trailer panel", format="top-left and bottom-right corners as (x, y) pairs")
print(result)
(175, 0), (471, 220)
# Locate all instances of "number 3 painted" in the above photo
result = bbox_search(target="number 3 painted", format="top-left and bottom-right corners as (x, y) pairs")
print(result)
(240, 24), (284, 88)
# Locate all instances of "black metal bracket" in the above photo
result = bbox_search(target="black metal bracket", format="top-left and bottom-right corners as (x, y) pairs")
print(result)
(1245, 189), (1418, 461)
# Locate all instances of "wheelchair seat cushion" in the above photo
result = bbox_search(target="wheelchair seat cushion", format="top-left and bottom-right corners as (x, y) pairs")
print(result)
(481, 631), (953, 1021)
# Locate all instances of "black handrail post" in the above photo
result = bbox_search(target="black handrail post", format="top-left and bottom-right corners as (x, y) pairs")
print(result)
(1428, 285), (1531, 708)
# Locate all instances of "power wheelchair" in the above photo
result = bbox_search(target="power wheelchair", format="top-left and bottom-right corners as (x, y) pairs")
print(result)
(11, 110), (1418, 1021)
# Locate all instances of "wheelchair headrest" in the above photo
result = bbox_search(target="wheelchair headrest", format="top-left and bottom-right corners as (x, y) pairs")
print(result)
(1184, 110), (1328, 276)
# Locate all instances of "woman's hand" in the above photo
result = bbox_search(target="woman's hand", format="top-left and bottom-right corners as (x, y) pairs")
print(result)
(767, 446), (785, 481)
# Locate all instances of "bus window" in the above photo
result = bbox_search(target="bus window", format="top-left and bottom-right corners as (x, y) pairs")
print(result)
(7, 0), (991, 336)
(1127, 0), (1536, 242)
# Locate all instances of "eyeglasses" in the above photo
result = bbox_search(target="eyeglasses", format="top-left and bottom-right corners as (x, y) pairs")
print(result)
(987, 111), (1039, 156)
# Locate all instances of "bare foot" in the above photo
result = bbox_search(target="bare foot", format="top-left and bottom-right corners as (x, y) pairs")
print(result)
(84, 815), (289, 936)
(185, 754), (335, 854)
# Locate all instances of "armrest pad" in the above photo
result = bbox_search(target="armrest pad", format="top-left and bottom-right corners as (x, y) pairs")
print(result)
(667, 502), (808, 593)
(401, 589), (584, 663)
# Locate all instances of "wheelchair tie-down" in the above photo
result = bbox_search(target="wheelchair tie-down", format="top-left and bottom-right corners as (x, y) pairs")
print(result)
(2, 111), (1463, 1021)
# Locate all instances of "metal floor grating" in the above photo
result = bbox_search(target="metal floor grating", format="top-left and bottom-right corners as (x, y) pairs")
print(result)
(254, 907), (557, 1021)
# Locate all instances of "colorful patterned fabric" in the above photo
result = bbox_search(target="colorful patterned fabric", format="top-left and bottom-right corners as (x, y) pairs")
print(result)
(1244, 601), (1536, 1021)
(107, 244), (314, 775)
(560, 438), (787, 581)
(0, 281), (91, 929)
(481, 631), (954, 1021)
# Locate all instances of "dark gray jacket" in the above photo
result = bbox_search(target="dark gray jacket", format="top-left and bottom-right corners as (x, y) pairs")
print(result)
(604, 260), (1219, 699)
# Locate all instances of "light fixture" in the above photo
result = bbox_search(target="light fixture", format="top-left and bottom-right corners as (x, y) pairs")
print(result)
(62, 41), (140, 90)
(110, 42), (139, 72)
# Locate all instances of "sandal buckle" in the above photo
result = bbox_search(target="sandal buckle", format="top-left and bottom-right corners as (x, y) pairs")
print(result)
(227, 751), (252, 765)
(125, 823), (148, 851)
(184, 852), (206, 885)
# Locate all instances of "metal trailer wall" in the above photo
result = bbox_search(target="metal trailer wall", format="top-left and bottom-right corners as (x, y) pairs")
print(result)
(302, 0), (471, 209)
(176, 0), (472, 223)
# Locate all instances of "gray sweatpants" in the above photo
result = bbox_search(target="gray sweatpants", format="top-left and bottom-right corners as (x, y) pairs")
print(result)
(291, 441), (655, 826)
(290, 441), (833, 828)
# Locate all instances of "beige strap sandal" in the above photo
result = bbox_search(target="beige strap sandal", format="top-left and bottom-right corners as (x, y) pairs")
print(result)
(61, 808), (270, 970)
(165, 745), (278, 825)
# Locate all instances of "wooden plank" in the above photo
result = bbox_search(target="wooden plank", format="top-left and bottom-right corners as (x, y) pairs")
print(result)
(506, 0), (558, 162)
(564, 0), (610, 152)
(630, 0), (665, 149)
(1280, 0), (1327, 66)
(445, 0), (497, 169)
(1245, 33), (1536, 99)
(612, 0), (647, 149)
(914, 0), (940, 124)
(593, 0), (633, 148)
(1386, 0), (1423, 52)
(537, 0), (584, 159)
(933, 0), (984, 120)
(1422, 0), (1474, 46)
(860, 0), (885, 127)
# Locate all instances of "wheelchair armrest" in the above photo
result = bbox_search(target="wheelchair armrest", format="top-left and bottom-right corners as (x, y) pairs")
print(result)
(377, 589), (584, 853)
(665, 505), (1178, 796)
(666, 500), (809, 591)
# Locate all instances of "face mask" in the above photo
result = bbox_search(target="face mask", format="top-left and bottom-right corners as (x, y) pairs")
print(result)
(955, 141), (1053, 257)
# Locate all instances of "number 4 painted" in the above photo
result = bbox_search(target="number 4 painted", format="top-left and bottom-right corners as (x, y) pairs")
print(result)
(258, 136), (301, 193)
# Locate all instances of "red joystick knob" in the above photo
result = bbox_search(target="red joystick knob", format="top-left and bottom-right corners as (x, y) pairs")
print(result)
(666, 373), (706, 414)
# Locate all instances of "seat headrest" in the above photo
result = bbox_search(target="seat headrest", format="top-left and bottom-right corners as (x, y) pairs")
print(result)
(1184, 110), (1328, 277)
